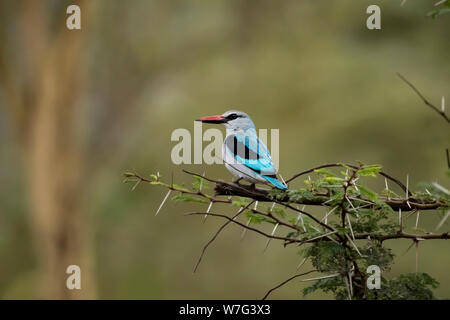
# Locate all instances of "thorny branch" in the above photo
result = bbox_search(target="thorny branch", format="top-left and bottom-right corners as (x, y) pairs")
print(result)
(210, 166), (445, 212)
(124, 161), (449, 299)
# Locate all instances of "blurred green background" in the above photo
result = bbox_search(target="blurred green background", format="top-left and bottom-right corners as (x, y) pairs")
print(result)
(0, 0), (449, 299)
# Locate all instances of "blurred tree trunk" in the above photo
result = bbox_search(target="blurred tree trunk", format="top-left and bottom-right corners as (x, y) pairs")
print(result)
(0, 0), (96, 299)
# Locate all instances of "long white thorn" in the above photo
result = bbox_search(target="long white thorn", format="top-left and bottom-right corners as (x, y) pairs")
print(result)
(346, 215), (356, 241)
(346, 196), (356, 211)
(406, 174), (411, 209)
(300, 273), (340, 282)
(279, 174), (287, 188)
(348, 197), (374, 206)
(402, 240), (416, 256)
(398, 208), (402, 230)
(345, 196), (359, 217)
(264, 223), (279, 252)
(415, 210), (420, 229)
(203, 201), (213, 223)
(296, 206), (307, 232)
(296, 257), (308, 271)
(348, 271), (353, 298)
(405, 209), (417, 220)
(442, 96), (445, 112)
(345, 234), (364, 257)
(322, 206), (337, 224)
(415, 242), (419, 274)
(270, 202), (276, 213)
(155, 190), (172, 216)
(406, 174), (409, 194)
(435, 210), (450, 231)
(432, 182), (450, 195)
(302, 231), (338, 244)
(131, 179), (141, 191)
(344, 276), (352, 300)
(241, 217), (252, 240)
(385, 178), (390, 200)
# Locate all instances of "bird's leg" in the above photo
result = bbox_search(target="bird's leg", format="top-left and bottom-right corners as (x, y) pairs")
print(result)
(233, 177), (242, 185)
(249, 183), (256, 191)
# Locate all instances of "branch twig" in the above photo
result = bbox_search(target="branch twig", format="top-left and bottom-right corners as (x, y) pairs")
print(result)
(191, 201), (255, 273)
(397, 73), (450, 123)
(262, 270), (318, 300)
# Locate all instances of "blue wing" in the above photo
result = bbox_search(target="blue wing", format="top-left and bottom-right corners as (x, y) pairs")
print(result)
(224, 130), (287, 190)
(264, 176), (288, 190)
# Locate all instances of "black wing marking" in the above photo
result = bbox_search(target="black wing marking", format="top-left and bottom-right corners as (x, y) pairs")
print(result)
(224, 135), (261, 161)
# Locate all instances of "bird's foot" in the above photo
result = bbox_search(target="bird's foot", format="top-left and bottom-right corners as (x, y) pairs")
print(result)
(233, 177), (242, 185)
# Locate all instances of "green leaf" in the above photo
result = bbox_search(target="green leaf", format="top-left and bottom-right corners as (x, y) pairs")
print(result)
(303, 277), (344, 297)
(286, 231), (301, 239)
(338, 163), (353, 172)
(172, 183), (189, 191)
(314, 168), (338, 177)
(427, 8), (450, 19)
(171, 194), (207, 204)
(232, 198), (249, 207)
(305, 242), (347, 273)
(369, 273), (439, 300)
(192, 175), (207, 191)
(245, 211), (276, 225)
(357, 165), (382, 178)
(272, 206), (286, 218)
(358, 185), (378, 201)
(381, 188), (399, 198)
(324, 176), (345, 183)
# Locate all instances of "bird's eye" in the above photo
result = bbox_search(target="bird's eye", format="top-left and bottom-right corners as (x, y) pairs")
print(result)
(227, 113), (239, 120)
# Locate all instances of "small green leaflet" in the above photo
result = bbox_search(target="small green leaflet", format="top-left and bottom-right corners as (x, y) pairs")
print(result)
(171, 194), (208, 204)
(357, 165), (382, 178)
(358, 185), (378, 201)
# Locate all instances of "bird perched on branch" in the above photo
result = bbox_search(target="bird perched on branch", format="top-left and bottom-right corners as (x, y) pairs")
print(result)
(196, 110), (287, 190)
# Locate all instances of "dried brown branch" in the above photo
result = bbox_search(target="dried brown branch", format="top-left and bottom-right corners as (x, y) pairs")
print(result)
(185, 211), (298, 243)
(262, 270), (318, 300)
(397, 73), (450, 123)
(190, 201), (255, 273)
(355, 231), (450, 242)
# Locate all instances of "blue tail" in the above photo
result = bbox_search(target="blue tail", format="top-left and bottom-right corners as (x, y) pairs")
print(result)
(262, 175), (288, 190)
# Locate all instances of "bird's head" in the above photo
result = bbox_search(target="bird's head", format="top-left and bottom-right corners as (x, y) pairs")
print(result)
(196, 110), (255, 130)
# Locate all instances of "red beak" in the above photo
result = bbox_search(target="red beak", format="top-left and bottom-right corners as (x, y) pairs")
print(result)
(195, 115), (226, 124)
